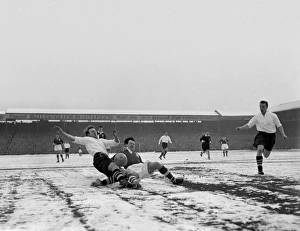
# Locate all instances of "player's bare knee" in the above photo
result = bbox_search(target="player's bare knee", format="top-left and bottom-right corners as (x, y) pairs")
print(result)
(148, 162), (162, 172)
(108, 162), (119, 171)
(257, 145), (264, 154)
(154, 162), (163, 169)
(263, 151), (271, 158)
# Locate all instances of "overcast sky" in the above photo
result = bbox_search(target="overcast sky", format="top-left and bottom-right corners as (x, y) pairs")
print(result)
(1, 0), (299, 114)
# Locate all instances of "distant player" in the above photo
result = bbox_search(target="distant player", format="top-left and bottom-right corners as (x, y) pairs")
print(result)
(236, 100), (287, 175)
(97, 125), (107, 139)
(200, 131), (211, 160)
(54, 125), (130, 187)
(219, 137), (229, 157)
(158, 131), (172, 159)
(53, 133), (64, 163)
(97, 125), (111, 153)
(78, 146), (83, 156)
(64, 141), (71, 159)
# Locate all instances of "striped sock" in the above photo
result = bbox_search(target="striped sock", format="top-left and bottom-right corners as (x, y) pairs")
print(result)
(128, 174), (138, 184)
(256, 156), (263, 172)
(159, 166), (175, 183)
(112, 169), (125, 182)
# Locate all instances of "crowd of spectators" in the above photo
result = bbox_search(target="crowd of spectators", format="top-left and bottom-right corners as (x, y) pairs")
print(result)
(0, 117), (298, 155)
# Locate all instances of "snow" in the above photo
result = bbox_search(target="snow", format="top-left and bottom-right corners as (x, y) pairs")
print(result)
(0, 150), (299, 231)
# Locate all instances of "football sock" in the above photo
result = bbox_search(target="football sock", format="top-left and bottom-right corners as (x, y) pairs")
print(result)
(256, 156), (263, 172)
(112, 169), (125, 182)
(128, 174), (138, 184)
(159, 166), (175, 183)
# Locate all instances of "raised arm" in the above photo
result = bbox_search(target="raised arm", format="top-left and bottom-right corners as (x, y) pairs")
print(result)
(112, 130), (120, 143)
(54, 125), (75, 141)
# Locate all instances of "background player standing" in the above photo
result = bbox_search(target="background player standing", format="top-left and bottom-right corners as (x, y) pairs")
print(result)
(200, 131), (211, 160)
(97, 125), (111, 152)
(64, 141), (71, 159)
(236, 100), (287, 175)
(97, 125), (107, 139)
(53, 133), (64, 163)
(158, 131), (172, 160)
(78, 146), (83, 156)
(219, 137), (229, 157)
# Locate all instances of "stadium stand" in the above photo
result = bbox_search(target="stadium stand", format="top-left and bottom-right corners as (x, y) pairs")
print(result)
(0, 101), (299, 154)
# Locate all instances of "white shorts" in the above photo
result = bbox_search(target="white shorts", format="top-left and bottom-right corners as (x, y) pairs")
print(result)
(54, 145), (62, 152)
(221, 144), (229, 150)
(127, 160), (151, 180)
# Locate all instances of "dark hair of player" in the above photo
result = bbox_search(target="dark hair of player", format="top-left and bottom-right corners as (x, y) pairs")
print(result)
(124, 137), (135, 144)
(84, 125), (95, 136)
(260, 100), (268, 108)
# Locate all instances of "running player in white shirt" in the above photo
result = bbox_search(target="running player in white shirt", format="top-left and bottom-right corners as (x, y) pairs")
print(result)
(158, 131), (172, 159)
(64, 141), (71, 159)
(236, 100), (287, 175)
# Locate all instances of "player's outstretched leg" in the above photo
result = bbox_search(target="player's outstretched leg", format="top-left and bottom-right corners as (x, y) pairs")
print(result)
(158, 165), (183, 185)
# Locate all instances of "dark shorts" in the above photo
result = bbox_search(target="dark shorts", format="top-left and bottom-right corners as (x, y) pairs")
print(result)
(65, 148), (69, 153)
(162, 143), (168, 149)
(93, 152), (113, 177)
(202, 142), (210, 152)
(253, 132), (276, 151)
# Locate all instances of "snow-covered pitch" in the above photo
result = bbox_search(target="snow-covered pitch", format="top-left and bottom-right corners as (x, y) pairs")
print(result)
(0, 150), (299, 231)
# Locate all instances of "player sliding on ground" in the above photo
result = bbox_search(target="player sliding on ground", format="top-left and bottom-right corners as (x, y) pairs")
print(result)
(107, 152), (142, 189)
(93, 137), (184, 188)
(54, 125), (133, 188)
